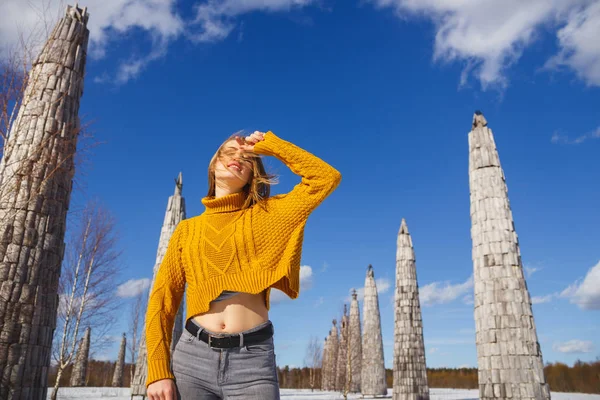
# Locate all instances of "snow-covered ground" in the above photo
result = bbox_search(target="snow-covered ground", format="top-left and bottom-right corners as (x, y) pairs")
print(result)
(46, 387), (600, 399)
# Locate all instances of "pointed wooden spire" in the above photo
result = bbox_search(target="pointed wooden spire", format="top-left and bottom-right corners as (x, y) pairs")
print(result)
(393, 218), (429, 400)
(131, 175), (187, 395)
(335, 305), (349, 390)
(174, 172), (183, 196)
(469, 112), (549, 400)
(112, 333), (127, 387)
(70, 327), (91, 387)
(348, 288), (362, 393)
(361, 265), (387, 396)
(0, 5), (90, 396)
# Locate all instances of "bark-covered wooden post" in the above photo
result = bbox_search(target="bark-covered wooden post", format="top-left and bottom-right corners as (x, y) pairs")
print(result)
(112, 333), (126, 387)
(69, 327), (91, 387)
(335, 305), (349, 391)
(0, 5), (89, 399)
(348, 288), (362, 393)
(469, 111), (550, 400)
(325, 319), (339, 391)
(361, 265), (387, 396)
(321, 336), (329, 391)
(131, 174), (186, 397)
(393, 219), (429, 400)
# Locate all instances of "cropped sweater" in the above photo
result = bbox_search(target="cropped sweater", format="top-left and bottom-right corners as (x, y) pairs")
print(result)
(144, 131), (342, 386)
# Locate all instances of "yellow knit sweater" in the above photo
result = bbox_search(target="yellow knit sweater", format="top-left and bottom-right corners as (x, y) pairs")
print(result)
(145, 131), (341, 386)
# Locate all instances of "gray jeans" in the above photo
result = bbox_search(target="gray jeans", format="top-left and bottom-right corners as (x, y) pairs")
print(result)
(172, 320), (280, 400)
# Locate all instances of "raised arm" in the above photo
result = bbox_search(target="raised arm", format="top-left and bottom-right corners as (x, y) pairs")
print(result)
(251, 131), (341, 217)
(144, 220), (187, 388)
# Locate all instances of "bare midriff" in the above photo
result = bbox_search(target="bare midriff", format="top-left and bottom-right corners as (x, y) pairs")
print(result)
(190, 291), (268, 333)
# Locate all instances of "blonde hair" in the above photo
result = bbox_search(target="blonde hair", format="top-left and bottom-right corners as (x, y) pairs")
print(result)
(207, 132), (277, 209)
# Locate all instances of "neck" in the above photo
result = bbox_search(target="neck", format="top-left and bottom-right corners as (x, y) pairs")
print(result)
(202, 190), (246, 214)
(214, 185), (243, 198)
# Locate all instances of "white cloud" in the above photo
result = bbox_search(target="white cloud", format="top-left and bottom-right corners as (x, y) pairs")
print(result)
(428, 347), (439, 354)
(314, 296), (324, 307)
(524, 265), (541, 277)
(58, 292), (99, 315)
(531, 294), (554, 304)
(560, 260), (600, 310)
(546, 1), (600, 86)
(369, 0), (600, 88)
(190, 0), (315, 43)
(420, 276), (473, 306)
(553, 339), (594, 354)
(92, 353), (113, 361)
(351, 278), (392, 302)
(462, 294), (474, 305)
(551, 127), (600, 145)
(271, 265), (313, 304)
(299, 265), (313, 287)
(0, 0), (316, 84)
(0, 0), (183, 83)
(116, 278), (151, 298)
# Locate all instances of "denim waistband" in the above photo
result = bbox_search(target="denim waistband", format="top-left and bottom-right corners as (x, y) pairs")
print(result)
(188, 319), (273, 337)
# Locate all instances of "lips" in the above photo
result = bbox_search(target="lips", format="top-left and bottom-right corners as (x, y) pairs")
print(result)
(227, 161), (242, 171)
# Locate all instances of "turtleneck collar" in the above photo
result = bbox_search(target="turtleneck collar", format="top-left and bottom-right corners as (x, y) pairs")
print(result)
(201, 192), (247, 214)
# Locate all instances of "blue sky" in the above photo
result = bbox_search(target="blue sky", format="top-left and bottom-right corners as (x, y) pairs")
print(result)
(1, 0), (599, 369)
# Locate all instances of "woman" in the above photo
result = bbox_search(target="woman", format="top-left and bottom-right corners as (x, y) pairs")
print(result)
(145, 130), (341, 400)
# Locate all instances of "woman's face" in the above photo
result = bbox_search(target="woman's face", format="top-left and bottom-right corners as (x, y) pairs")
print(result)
(213, 140), (253, 188)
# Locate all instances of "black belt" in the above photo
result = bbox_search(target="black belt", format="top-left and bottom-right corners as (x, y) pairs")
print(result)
(185, 320), (273, 349)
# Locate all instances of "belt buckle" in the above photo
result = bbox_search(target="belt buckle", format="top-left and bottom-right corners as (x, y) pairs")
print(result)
(207, 334), (214, 349)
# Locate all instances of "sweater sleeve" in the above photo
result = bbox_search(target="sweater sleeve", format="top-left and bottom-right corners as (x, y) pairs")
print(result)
(144, 220), (187, 387)
(252, 131), (342, 221)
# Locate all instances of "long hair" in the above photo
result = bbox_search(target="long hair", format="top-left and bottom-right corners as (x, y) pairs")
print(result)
(207, 132), (278, 209)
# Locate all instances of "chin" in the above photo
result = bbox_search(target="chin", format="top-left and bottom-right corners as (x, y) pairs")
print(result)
(216, 175), (250, 190)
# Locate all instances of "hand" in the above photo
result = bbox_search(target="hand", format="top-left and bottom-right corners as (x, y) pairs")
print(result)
(147, 379), (177, 400)
(236, 131), (265, 152)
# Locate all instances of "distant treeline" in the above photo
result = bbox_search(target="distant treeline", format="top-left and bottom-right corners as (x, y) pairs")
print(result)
(49, 360), (600, 394)
(48, 361), (135, 388)
(280, 362), (599, 394)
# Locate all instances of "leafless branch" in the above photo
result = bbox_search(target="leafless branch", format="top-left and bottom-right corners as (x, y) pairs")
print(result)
(50, 202), (123, 400)
(304, 336), (322, 392)
(127, 288), (147, 384)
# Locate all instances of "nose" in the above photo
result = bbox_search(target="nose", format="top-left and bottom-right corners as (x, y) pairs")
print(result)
(235, 147), (248, 160)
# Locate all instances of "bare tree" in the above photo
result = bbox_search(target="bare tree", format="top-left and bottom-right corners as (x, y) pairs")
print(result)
(0, 47), (28, 154)
(50, 202), (122, 400)
(344, 320), (352, 400)
(304, 336), (322, 392)
(128, 288), (147, 384)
